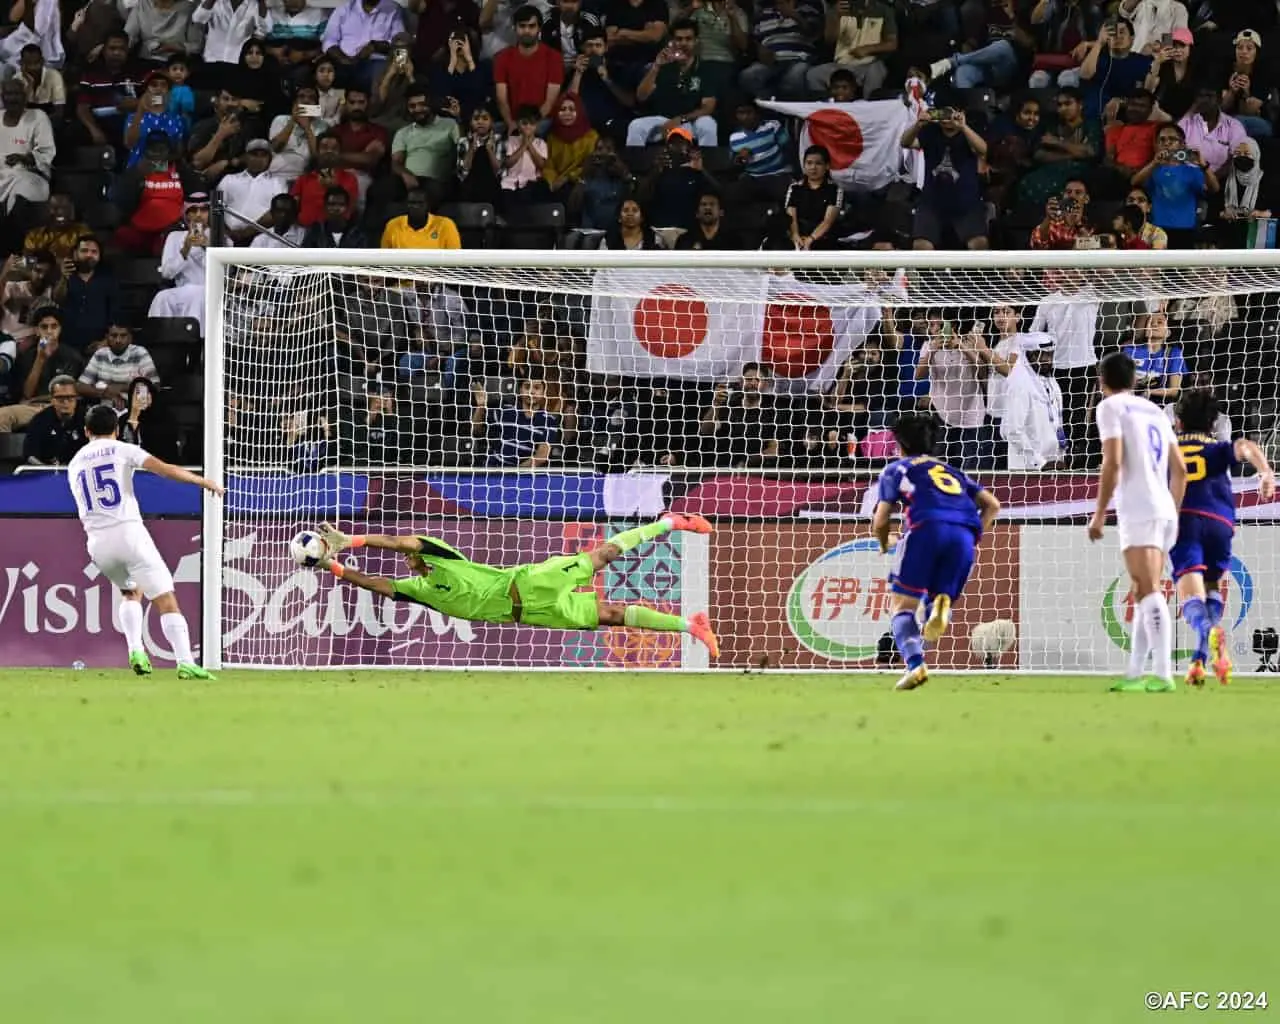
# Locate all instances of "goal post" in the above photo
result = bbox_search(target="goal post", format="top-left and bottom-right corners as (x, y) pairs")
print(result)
(203, 248), (1280, 673)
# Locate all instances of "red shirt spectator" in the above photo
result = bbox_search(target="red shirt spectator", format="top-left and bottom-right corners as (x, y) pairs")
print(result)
(113, 135), (195, 254)
(1106, 120), (1159, 172)
(331, 90), (391, 174)
(493, 11), (563, 131)
(292, 167), (360, 225)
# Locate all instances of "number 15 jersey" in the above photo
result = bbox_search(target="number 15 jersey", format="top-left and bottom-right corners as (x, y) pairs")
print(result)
(876, 456), (986, 537)
(68, 438), (149, 536)
(1095, 392), (1178, 524)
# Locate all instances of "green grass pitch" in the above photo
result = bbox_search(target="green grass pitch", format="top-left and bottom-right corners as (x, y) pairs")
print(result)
(0, 669), (1276, 1023)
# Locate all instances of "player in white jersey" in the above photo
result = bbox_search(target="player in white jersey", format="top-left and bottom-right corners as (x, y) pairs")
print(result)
(1087, 352), (1188, 693)
(68, 405), (224, 679)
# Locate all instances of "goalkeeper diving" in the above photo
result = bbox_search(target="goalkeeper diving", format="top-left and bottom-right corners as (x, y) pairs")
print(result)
(307, 513), (720, 656)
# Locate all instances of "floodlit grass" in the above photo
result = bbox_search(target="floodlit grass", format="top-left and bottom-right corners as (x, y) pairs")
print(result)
(0, 669), (1276, 1023)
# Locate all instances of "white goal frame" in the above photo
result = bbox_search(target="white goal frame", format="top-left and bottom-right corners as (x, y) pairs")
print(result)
(203, 248), (1280, 672)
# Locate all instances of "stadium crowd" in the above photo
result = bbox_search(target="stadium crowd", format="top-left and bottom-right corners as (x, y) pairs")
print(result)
(0, 0), (1277, 475)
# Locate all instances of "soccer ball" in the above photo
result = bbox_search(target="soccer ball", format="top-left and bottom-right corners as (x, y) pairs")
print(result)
(289, 530), (328, 568)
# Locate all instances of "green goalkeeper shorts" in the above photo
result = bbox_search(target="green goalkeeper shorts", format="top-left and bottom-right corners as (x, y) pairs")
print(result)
(513, 553), (599, 630)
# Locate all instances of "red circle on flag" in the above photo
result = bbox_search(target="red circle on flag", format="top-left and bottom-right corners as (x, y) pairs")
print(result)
(762, 293), (836, 378)
(633, 284), (709, 359)
(807, 108), (864, 170)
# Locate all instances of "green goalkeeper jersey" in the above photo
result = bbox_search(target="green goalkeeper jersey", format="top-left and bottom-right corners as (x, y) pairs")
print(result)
(391, 536), (518, 624)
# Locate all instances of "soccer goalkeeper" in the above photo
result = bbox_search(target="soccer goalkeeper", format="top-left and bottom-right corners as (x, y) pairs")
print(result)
(310, 514), (720, 656)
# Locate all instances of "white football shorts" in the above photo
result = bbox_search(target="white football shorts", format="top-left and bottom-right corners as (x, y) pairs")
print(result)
(1117, 517), (1178, 555)
(86, 524), (176, 599)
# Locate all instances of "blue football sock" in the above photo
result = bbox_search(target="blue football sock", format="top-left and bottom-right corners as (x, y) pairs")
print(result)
(1182, 597), (1210, 664)
(1206, 591), (1225, 627)
(892, 611), (925, 670)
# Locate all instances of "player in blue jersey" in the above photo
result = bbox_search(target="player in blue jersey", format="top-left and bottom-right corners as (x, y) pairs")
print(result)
(1172, 390), (1275, 687)
(871, 413), (1002, 690)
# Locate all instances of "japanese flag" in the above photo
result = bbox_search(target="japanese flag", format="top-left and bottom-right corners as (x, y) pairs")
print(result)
(758, 98), (914, 192)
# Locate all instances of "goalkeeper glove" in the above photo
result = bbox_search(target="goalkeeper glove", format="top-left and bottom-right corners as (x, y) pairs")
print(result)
(317, 522), (353, 553)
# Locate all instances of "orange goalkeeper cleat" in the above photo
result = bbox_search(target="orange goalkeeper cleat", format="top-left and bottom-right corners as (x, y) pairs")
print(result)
(688, 611), (720, 658)
(1209, 626), (1232, 686)
(662, 511), (713, 535)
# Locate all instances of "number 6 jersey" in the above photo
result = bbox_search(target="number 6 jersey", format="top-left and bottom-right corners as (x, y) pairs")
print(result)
(876, 455), (986, 537)
(1095, 392), (1179, 525)
(67, 438), (150, 534)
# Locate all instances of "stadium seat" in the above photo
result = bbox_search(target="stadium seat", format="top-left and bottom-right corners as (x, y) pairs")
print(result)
(82, 200), (123, 230)
(504, 203), (565, 250)
(623, 145), (660, 176)
(117, 257), (167, 287)
(170, 374), (203, 404)
(53, 171), (109, 214)
(0, 433), (24, 463)
(145, 317), (201, 344)
(700, 147), (736, 174)
(439, 202), (495, 248)
(72, 144), (116, 172)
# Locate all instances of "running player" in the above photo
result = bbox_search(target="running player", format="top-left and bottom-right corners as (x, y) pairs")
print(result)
(1172, 389), (1276, 686)
(871, 413), (1002, 691)
(68, 404), (224, 678)
(1088, 352), (1188, 693)
(308, 515), (720, 656)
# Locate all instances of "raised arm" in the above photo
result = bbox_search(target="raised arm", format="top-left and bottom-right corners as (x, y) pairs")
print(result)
(141, 455), (224, 494)
(1235, 439), (1277, 499)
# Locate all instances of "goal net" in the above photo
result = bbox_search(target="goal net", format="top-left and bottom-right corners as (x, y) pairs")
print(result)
(203, 249), (1280, 674)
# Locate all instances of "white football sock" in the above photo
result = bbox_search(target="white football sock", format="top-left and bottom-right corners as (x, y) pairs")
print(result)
(160, 613), (194, 665)
(1140, 592), (1174, 681)
(1127, 608), (1149, 679)
(119, 599), (144, 654)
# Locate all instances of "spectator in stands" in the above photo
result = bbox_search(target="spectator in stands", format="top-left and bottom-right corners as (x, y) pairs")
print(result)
(22, 195), (88, 263)
(194, 0), (273, 67)
(323, 0), (403, 90)
(189, 90), (248, 184)
(1000, 334), (1065, 471)
(74, 30), (142, 147)
(804, 0), (895, 99)
(165, 55), (196, 127)
(0, 76), (51, 249)
(292, 133), (359, 225)
(543, 0), (599, 70)
(606, 0), (670, 88)
(1143, 26), (1197, 121)
(0, 249), (55, 343)
(1124, 185), (1167, 246)
(79, 324), (159, 404)
(567, 30), (635, 141)
(330, 85), (387, 198)
(987, 94), (1043, 212)
(1112, 204), (1153, 248)
(456, 105), (506, 204)
(642, 128), (717, 232)
(55, 235), (116, 351)
(477, 0), (542, 63)
(570, 135), (631, 230)
(266, 0), (330, 71)
(494, 6), (562, 136)
(0, 309), (83, 432)
(218, 138), (289, 243)
(627, 20), (719, 148)
(1121, 0), (1187, 55)
(372, 31), (417, 132)
(730, 100), (791, 187)
(901, 105), (989, 251)
(411, 0), (480, 67)
(543, 93), (595, 198)
(22, 374), (85, 465)
(1080, 18), (1151, 122)
(1217, 139), (1275, 237)
(1179, 84), (1247, 176)
(302, 184), (370, 245)
(1102, 87), (1159, 195)
(675, 190), (736, 248)
(125, 0), (203, 64)
(1017, 87), (1100, 210)
(390, 84), (461, 203)
(930, 0), (1033, 92)
(967, 304), (1021, 430)
(699, 362), (780, 468)
(117, 376), (179, 460)
(67, 0), (125, 71)
(1125, 307), (1186, 403)
(313, 57), (346, 121)
(381, 185), (461, 248)
(150, 192), (210, 330)
(1219, 30), (1272, 141)
(784, 144), (842, 249)
(500, 105), (547, 206)
(602, 196), (663, 248)
(269, 84), (331, 183)
(914, 320), (987, 470)
(10, 43), (64, 122)
(430, 28), (488, 121)
(231, 38), (286, 135)
(487, 376), (558, 467)
(1032, 268), (1098, 461)
(124, 72), (187, 167)
(341, 384), (402, 466)
(0, 0), (63, 73)
(1133, 122), (1216, 246)
(250, 192), (305, 246)
(740, 0), (822, 101)
(114, 132), (195, 255)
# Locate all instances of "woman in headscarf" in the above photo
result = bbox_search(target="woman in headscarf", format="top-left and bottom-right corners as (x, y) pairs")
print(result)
(1215, 138), (1277, 247)
(543, 93), (598, 199)
(232, 38), (285, 136)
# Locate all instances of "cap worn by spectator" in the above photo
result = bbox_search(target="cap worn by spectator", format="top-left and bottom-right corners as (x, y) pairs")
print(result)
(245, 139), (273, 153)
(666, 125), (693, 143)
(1171, 28), (1194, 46)
(1235, 30), (1263, 49)
(186, 192), (210, 209)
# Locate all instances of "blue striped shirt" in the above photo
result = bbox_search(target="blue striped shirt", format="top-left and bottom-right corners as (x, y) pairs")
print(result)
(730, 120), (790, 176)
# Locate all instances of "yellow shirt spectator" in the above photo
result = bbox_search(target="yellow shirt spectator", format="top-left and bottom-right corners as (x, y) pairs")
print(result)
(380, 213), (462, 250)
